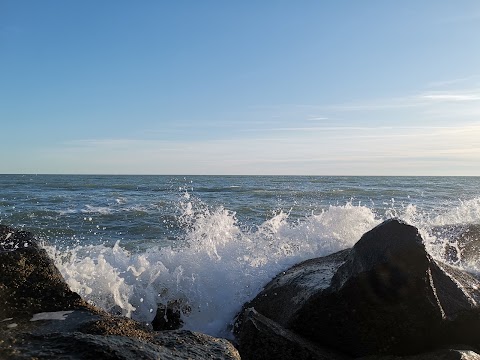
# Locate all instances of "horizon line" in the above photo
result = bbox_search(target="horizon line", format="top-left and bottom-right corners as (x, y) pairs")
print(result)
(1, 173), (479, 177)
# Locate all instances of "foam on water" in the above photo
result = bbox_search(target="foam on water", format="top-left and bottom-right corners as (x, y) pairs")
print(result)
(44, 194), (480, 338)
(45, 195), (380, 337)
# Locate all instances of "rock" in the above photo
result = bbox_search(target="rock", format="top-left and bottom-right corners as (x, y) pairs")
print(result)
(2, 326), (240, 360)
(358, 348), (480, 360)
(235, 219), (480, 358)
(290, 219), (480, 356)
(0, 225), (88, 319)
(0, 225), (240, 359)
(152, 299), (191, 331)
(153, 330), (240, 360)
(235, 248), (350, 330)
(237, 307), (349, 360)
(234, 248), (351, 360)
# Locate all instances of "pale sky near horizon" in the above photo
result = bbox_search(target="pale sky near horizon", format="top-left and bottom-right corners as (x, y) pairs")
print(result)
(1, 1), (480, 175)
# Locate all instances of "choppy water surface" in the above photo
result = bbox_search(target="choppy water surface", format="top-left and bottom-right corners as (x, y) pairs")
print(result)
(1, 175), (480, 337)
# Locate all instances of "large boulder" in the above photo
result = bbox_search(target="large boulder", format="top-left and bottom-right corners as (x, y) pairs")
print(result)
(0, 225), (88, 318)
(0, 225), (240, 359)
(235, 219), (480, 358)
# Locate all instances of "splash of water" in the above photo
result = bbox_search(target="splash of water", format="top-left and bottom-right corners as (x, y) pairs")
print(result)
(46, 195), (381, 337)
(45, 195), (480, 338)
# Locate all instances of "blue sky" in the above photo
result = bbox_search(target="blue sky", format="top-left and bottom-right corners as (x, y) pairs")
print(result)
(1, 1), (480, 175)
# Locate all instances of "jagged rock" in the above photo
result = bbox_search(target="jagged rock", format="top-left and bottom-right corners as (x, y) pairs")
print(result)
(235, 219), (480, 358)
(152, 300), (190, 331)
(237, 307), (349, 360)
(0, 225), (88, 319)
(291, 219), (480, 356)
(0, 225), (240, 359)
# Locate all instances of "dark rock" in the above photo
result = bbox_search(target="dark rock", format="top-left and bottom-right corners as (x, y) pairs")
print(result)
(0, 225), (240, 359)
(2, 327), (240, 360)
(234, 248), (350, 359)
(0, 225), (88, 319)
(235, 219), (480, 358)
(152, 299), (190, 331)
(290, 219), (480, 356)
(152, 330), (240, 360)
(237, 307), (349, 360)
(358, 348), (480, 360)
(235, 248), (350, 330)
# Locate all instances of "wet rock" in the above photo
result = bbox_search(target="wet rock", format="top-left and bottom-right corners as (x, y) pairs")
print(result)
(152, 300), (190, 331)
(290, 219), (480, 356)
(0, 225), (88, 319)
(235, 248), (350, 330)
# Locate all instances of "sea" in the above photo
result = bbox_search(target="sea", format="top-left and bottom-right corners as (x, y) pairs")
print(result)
(1, 175), (480, 338)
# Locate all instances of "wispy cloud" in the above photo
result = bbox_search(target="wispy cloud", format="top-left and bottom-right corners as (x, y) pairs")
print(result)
(29, 81), (480, 175)
(34, 120), (480, 175)
(321, 90), (480, 112)
(421, 92), (480, 102)
(306, 116), (329, 121)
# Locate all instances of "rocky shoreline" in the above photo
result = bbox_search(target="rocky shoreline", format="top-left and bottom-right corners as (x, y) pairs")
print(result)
(2, 220), (480, 359)
(0, 225), (239, 359)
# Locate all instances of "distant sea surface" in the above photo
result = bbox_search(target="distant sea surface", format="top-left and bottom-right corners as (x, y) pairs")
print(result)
(1, 175), (480, 337)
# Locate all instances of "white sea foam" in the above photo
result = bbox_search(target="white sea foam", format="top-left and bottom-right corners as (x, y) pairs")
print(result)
(58, 203), (150, 217)
(430, 198), (480, 226)
(82, 205), (113, 215)
(46, 197), (381, 338)
(45, 195), (480, 338)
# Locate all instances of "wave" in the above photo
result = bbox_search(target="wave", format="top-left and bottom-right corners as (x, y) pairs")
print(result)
(44, 195), (480, 339)
(57, 204), (154, 216)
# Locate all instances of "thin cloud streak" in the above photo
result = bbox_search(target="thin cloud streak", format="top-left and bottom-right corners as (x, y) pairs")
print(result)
(36, 121), (480, 175)
(307, 116), (329, 121)
(421, 93), (480, 102)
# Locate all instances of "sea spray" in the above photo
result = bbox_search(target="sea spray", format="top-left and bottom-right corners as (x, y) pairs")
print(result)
(46, 197), (382, 338)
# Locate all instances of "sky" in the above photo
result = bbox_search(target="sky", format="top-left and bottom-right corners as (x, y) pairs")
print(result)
(1, 1), (480, 175)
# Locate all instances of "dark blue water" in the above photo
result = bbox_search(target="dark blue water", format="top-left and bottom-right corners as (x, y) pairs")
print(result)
(1, 175), (479, 250)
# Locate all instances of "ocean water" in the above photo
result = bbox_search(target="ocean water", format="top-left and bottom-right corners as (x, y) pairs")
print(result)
(1, 175), (480, 338)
